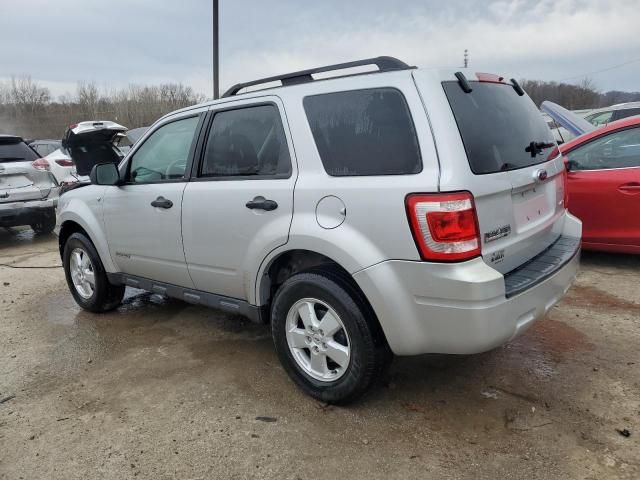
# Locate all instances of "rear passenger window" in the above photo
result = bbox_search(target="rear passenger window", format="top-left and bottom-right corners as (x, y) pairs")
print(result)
(614, 108), (640, 121)
(200, 104), (291, 178)
(304, 88), (421, 176)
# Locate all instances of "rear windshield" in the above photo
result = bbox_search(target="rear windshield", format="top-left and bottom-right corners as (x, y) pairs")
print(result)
(0, 139), (39, 163)
(443, 81), (556, 174)
(304, 88), (422, 176)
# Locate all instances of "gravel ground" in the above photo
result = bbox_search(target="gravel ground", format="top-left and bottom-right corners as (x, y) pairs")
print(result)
(0, 227), (638, 480)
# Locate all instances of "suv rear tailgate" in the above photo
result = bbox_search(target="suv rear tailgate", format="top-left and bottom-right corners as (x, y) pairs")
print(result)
(0, 162), (56, 203)
(413, 71), (568, 275)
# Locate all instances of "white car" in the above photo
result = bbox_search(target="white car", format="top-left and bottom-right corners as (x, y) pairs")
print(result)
(543, 109), (593, 144)
(36, 121), (128, 185)
(583, 102), (640, 127)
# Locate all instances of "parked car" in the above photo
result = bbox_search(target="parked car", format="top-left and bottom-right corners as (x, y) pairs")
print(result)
(113, 126), (148, 156)
(0, 135), (58, 233)
(125, 126), (149, 145)
(542, 109), (593, 144)
(56, 57), (581, 403)
(583, 101), (640, 127)
(36, 121), (128, 186)
(29, 139), (62, 157)
(543, 102), (640, 253)
(560, 117), (640, 253)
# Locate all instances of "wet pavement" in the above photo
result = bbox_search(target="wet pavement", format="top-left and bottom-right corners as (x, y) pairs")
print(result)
(0, 226), (639, 479)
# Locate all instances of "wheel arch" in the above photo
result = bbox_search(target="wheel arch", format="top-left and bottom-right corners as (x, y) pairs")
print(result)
(57, 215), (117, 272)
(58, 220), (89, 258)
(256, 248), (388, 346)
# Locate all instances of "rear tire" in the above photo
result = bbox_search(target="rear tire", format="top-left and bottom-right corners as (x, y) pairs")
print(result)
(271, 271), (389, 404)
(63, 232), (125, 312)
(31, 208), (56, 235)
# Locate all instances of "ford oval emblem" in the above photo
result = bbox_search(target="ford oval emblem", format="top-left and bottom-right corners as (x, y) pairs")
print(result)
(534, 169), (548, 182)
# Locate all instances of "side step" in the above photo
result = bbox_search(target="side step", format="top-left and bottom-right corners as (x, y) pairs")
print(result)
(107, 273), (265, 324)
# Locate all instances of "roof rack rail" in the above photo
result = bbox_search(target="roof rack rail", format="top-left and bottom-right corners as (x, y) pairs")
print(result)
(222, 56), (413, 97)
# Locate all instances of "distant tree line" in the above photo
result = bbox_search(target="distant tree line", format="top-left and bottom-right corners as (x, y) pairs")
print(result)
(520, 77), (640, 110)
(2, 73), (640, 141)
(0, 75), (205, 140)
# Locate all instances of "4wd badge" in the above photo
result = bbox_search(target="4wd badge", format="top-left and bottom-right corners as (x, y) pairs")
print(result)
(484, 224), (511, 243)
(490, 250), (505, 264)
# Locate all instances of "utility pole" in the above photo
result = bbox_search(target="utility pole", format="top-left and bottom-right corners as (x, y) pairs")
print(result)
(213, 0), (220, 99)
(463, 49), (469, 69)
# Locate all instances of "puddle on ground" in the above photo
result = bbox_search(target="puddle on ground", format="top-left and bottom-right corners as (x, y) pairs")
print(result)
(46, 292), (83, 325)
(0, 226), (56, 248)
(46, 288), (169, 325)
(565, 284), (640, 313)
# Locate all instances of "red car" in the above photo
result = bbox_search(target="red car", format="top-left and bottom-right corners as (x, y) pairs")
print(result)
(559, 116), (640, 254)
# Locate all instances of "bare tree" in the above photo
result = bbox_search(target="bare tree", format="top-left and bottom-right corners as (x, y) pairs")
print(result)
(76, 81), (101, 118)
(8, 75), (50, 115)
(520, 77), (607, 109)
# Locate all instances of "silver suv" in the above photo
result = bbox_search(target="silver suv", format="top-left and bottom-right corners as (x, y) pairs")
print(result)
(1, 135), (58, 233)
(57, 57), (581, 403)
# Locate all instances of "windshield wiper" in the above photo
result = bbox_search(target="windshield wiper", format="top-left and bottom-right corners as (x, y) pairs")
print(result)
(525, 141), (555, 158)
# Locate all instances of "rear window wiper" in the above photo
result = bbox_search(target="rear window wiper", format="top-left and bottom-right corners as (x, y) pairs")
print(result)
(525, 141), (555, 158)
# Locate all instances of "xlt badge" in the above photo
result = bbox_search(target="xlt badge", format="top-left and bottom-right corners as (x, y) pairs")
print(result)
(484, 224), (511, 243)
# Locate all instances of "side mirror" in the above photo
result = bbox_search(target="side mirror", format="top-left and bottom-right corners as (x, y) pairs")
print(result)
(90, 163), (121, 186)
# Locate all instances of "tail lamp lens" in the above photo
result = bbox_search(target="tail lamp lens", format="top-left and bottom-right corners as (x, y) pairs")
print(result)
(406, 192), (481, 262)
(31, 158), (49, 170)
(55, 159), (74, 167)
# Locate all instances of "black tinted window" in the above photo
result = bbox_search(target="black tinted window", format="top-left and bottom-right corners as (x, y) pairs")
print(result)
(0, 139), (39, 162)
(201, 105), (291, 178)
(304, 88), (421, 176)
(569, 127), (640, 170)
(614, 108), (640, 121)
(443, 81), (556, 174)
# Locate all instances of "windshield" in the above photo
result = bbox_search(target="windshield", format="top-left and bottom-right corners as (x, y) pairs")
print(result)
(443, 81), (556, 174)
(0, 139), (40, 163)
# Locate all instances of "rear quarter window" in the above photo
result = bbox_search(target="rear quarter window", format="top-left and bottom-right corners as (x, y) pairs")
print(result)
(614, 108), (640, 121)
(303, 88), (422, 176)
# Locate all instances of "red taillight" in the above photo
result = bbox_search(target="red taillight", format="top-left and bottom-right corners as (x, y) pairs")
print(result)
(55, 159), (74, 167)
(406, 192), (481, 262)
(31, 158), (49, 171)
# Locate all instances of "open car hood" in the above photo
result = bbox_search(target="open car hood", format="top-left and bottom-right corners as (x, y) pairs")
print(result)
(61, 121), (127, 176)
(540, 101), (596, 137)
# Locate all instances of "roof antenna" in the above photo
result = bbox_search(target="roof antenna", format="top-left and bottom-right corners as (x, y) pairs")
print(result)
(463, 49), (469, 69)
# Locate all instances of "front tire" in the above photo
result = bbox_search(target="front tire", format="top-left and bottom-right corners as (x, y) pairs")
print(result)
(271, 271), (388, 404)
(63, 232), (125, 312)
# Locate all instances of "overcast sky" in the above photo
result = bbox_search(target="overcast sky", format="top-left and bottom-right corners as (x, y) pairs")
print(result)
(1, 0), (639, 99)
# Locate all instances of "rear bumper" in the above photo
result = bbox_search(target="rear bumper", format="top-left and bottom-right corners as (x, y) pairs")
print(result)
(353, 212), (582, 356)
(0, 198), (57, 227)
